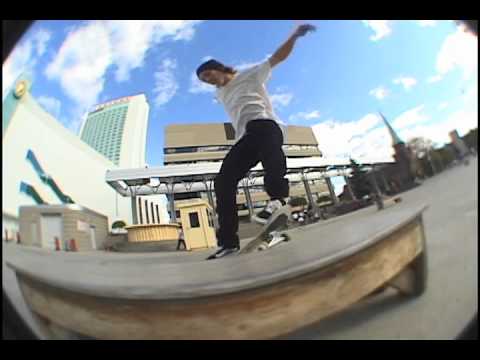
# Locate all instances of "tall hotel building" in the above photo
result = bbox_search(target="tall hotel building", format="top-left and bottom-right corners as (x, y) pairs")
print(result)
(80, 95), (149, 168)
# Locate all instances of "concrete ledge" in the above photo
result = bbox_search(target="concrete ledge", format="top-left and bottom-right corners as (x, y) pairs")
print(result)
(6, 202), (428, 339)
(7, 203), (427, 301)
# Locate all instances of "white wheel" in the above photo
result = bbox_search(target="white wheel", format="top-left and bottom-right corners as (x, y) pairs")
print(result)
(258, 243), (268, 251)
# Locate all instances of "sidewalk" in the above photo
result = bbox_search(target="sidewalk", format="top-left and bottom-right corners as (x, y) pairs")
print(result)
(3, 158), (477, 339)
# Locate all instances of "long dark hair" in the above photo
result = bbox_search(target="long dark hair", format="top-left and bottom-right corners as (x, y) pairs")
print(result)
(196, 59), (238, 78)
(218, 64), (237, 75)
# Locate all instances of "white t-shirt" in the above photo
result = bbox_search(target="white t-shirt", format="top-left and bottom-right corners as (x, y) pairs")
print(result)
(216, 60), (287, 142)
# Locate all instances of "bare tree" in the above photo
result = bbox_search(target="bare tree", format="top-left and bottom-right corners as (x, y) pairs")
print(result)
(407, 137), (442, 176)
(407, 137), (434, 159)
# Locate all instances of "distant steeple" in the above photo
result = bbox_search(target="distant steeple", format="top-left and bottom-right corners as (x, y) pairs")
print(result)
(378, 112), (403, 145)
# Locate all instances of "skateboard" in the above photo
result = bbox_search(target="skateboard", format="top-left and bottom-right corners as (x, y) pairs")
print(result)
(238, 210), (291, 255)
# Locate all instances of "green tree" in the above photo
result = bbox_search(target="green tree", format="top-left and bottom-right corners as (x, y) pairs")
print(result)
(289, 197), (308, 207)
(348, 158), (372, 199)
(407, 137), (445, 175)
(112, 220), (127, 229)
(462, 128), (478, 150)
(407, 137), (434, 159)
(316, 194), (332, 204)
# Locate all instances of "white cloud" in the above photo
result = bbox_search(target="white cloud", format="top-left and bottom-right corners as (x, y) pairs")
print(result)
(2, 27), (52, 97)
(153, 58), (178, 107)
(289, 110), (321, 123)
(369, 86), (389, 100)
(438, 102), (449, 110)
(65, 111), (87, 135)
(463, 83), (478, 108)
(392, 105), (429, 130)
(362, 20), (392, 41)
(45, 21), (112, 112)
(435, 25), (478, 80)
(311, 113), (383, 159)
(300, 110), (321, 120)
(395, 94), (477, 147)
(417, 20), (437, 27)
(275, 86), (289, 93)
(398, 108), (477, 146)
(32, 29), (52, 56)
(37, 95), (62, 118)
(312, 98), (477, 161)
(356, 113), (381, 133)
(393, 76), (417, 91)
(45, 20), (203, 113)
(427, 74), (443, 84)
(172, 21), (203, 41)
(305, 110), (320, 120)
(270, 92), (293, 109)
(444, 109), (477, 137)
(106, 20), (203, 82)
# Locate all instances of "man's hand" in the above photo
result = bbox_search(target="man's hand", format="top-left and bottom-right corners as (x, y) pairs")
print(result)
(269, 23), (316, 68)
(293, 24), (316, 38)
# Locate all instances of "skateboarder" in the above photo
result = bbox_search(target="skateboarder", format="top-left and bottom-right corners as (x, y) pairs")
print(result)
(197, 24), (316, 260)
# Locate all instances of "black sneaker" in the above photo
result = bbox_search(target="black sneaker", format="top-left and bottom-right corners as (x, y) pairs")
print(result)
(206, 246), (240, 260)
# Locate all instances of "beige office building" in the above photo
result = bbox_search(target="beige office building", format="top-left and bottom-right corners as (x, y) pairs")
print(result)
(164, 123), (329, 218)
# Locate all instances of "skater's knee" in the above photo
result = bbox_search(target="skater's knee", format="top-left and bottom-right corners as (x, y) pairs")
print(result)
(214, 173), (236, 191)
(214, 175), (225, 191)
(264, 176), (289, 193)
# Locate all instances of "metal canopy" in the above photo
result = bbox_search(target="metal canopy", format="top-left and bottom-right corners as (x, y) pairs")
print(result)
(106, 156), (394, 197)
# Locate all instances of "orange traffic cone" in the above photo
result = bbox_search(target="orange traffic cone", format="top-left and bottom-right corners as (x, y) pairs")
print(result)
(70, 239), (78, 252)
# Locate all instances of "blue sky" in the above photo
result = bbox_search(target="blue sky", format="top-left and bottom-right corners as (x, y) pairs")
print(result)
(3, 20), (478, 192)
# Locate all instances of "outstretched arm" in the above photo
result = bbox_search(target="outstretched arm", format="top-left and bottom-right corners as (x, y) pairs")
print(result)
(268, 24), (316, 68)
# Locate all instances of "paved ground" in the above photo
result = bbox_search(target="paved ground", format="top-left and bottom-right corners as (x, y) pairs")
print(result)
(3, 157), (477, 339)
(282, 157), (478, 339)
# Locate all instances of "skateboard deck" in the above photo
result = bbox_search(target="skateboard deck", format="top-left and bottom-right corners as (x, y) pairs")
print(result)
(238, 212), (290, 254)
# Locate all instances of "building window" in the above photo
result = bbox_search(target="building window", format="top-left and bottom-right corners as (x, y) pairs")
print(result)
(207, 211), (215, 228)
(164, 145), (232, 155)
(188, 212), (200, 228)
(224, 123), (236, 140)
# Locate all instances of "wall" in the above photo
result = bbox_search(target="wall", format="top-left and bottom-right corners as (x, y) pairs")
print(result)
(62, 208), (109, 251)
(120, 95), (149, 168)
(165, 123), (320, 149)
(18, 205), (109, 251)
(3, 92), (133, 233)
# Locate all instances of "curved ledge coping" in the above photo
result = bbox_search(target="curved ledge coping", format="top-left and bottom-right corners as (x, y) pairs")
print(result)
(7, 204), (428, 300)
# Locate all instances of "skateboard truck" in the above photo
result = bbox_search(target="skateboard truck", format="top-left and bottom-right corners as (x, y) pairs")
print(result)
(257, 231), (290, 251)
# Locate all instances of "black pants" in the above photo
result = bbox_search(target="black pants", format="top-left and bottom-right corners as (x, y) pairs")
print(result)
(214, 119), (289, 248)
